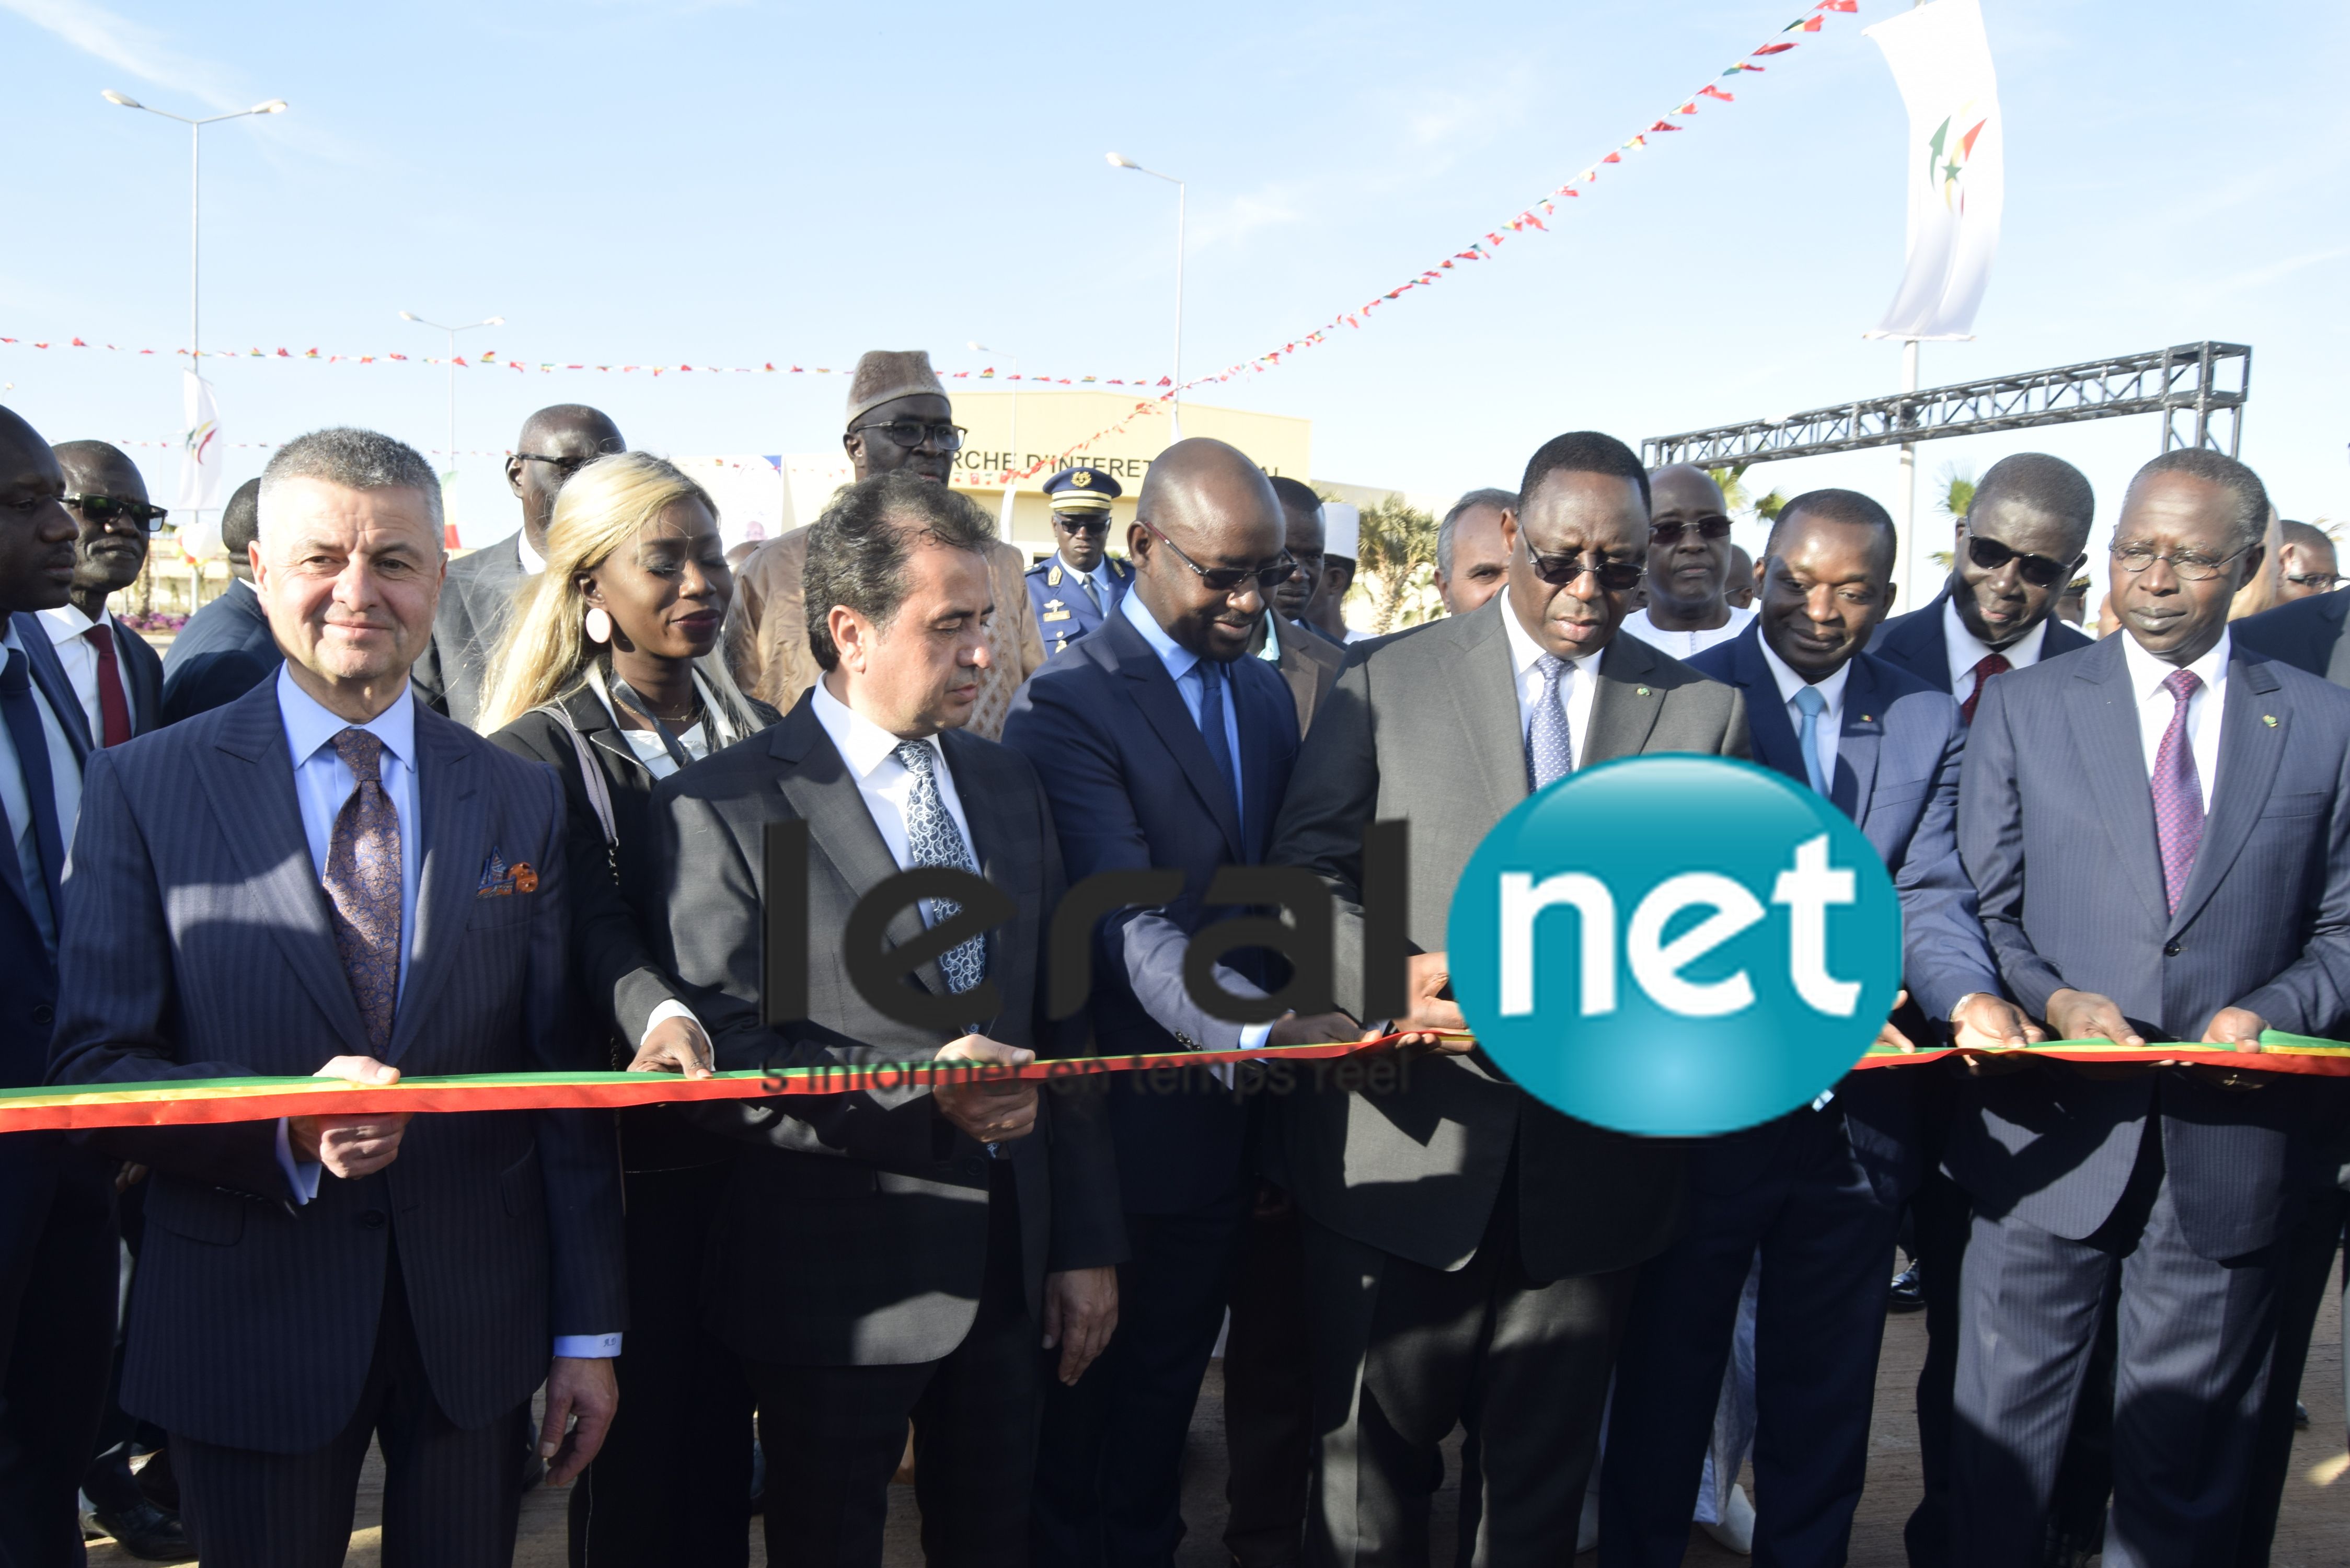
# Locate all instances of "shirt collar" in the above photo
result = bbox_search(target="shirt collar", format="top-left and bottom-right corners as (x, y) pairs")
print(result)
(1257, 613), (1283, 663)
(1941, 593), (2048, 670)
(2121, 625), (2231, 705)
(809, 672), (942, 780)
(39, 602), (105, 642)
(1756, 635), (1854, 716)
(1499, 595), (1605, 678)
(515, 529), (546, 576)
(1119, 585), (1201, 683)
(1056, 553), (1095, 583)
(275, 663), (416, 771)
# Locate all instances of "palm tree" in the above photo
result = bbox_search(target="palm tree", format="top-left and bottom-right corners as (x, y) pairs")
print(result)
(1708, 464), (1788, 525)
(1927, 463), (1976, 571)
(1346, 493), (1443, 634)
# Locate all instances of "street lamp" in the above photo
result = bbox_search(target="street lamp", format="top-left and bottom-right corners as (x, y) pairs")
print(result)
(969, 340), (1020, 532)
(1106, 152), (1186, 441)
(398, 312), (505, 488)
(100, 90), (288, 370)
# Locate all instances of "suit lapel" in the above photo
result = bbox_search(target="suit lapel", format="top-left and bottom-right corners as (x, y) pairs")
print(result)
(15, 616), (91, 766)
(1584, 634), (1666, 762)
(1723, 628), (1807, 786)
(1883, 596), (1954, 694)
(113, 622), (158, 734)
(385, 713), (486, 1063)
(1835, 656), (1884, 824)
(2321, 595), (2350, 688)
(1102, 614), (1246, 860)
(2168, 654), (2287, 933)
(2065, 640), (2170, 928)
(1438, 598), (1535, 821)
(770, 702), (945, 997)
(199, 684), (370, 1053)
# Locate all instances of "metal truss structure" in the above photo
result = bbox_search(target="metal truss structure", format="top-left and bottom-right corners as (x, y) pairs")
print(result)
(1640, 342), (2250, 470)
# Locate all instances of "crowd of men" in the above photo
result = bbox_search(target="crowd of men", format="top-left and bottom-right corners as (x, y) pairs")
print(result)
(0, 344), (2345, 1568)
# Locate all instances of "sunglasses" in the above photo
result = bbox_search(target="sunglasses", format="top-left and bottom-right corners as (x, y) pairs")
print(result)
(1138, 517), (1296, 593)
(1055, 514), (1111, 535)
(1526, 545), (1644, 593)
(514, 452), (604, 482)
(1650, 515), (1732, 546)
(851, 420), (967, 453)
(1964, 528), (2076, 589)
(2285, 572), (2343, 592)
(63, 493), (168, 531)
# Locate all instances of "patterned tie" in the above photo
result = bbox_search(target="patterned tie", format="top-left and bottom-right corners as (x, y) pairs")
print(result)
(1959, 652), (2010, 728)
(1792, 685), (1831, 795)
(84, 624), (132, 747)
(0, 649), (65, 943)
(1526, 653), (1575, 789)
(892, 741), (987, 995)
(323, 729), (402, 1054)
(2151, 669), (2204, 915)
(1195, 659), (1241, 812)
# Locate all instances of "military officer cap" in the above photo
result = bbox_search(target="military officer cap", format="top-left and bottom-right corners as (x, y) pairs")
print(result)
(1043, 467), (1121, 515)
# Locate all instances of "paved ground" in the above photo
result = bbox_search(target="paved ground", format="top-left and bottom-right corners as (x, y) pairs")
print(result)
(90, 1263), (2346, 1566)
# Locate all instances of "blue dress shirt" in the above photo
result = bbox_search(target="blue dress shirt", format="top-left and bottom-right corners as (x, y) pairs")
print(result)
(1118, 588), (1245, 823)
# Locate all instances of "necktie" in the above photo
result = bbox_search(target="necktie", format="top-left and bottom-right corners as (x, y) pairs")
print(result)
(1526, 654), (1575, 789)
(0, 649), (65, 943)
(323, 729), (403, 1054)
(1195, 660), (1241, 813)
(1959, 652), (2010, 727)
(2151, 669), (2204, 915)
(1792, 685), (1831, 795)
(85, 624), (132, 747)
(1075, 572), (1102, 614)
(892, 741), (987, 995)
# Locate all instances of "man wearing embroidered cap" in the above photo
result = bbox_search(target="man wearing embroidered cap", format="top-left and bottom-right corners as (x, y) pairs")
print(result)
(1027, 467), (1133, 655)
(726, 350), (1047, 737)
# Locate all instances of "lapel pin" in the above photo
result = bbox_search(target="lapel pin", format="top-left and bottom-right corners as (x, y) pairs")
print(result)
(1861, 714), (1873, 724)
(2263, 714), (2278, 727)
(1635, 685), (1652, 697)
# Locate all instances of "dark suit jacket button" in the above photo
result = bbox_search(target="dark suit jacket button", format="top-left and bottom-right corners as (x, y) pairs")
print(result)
(358, 1209), (387, 1229)
(962, 1158), (988, 1178)
(2163, 941), (2183, 957)
(30, 1005), (51, 1025)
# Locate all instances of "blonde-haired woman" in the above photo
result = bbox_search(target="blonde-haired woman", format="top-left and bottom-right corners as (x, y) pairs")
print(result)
(485, 451), (773, 1566)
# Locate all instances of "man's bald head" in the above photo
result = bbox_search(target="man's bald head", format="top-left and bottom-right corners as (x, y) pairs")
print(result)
(0, 406), (77, 614)
(1130, 438), (1289, 662)
(53, 440), (153, 615)
(508, 404), (626, 551)
(52, 440), (146, 499)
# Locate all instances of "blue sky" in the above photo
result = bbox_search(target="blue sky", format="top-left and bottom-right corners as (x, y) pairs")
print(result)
(4, 0), (2345, 607)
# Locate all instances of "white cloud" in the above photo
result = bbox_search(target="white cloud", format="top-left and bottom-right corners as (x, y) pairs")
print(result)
(0, 0), (246, 109)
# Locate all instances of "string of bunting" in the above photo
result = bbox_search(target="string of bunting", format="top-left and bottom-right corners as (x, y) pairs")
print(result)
(5, 1026), (2346, 1134)
(0, 3), (1857, 406)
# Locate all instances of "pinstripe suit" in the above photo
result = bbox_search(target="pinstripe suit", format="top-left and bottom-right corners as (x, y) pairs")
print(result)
(45, 677), (625, 1564)
(1949, 633), (2350, 1567)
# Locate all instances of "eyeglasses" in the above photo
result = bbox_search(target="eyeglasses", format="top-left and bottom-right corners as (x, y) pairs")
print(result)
(1963, 528), (2076, 589)
(62, 494), (168, 532)
(1649, 516), (1732, 546)
(2286, 572), (2343, 592)
(851, 420), (967, 453)
(2110, 540), (2251, 583)
(1054, 514), (1111, 535)
(1525, 545), (1644, 593)
(514, 453), (603, 482)
(1137, 517), (1296, 593)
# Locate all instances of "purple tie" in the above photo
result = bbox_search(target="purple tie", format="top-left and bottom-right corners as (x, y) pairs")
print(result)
(324, 729), (402, 1053)
(2151, 668), (2203, 915)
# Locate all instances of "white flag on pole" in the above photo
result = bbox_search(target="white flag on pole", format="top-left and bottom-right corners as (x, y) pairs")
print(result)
(1863, 0), (2004, 341)
(177, 371), (224, 511)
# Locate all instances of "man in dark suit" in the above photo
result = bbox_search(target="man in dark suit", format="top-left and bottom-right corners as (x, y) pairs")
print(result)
(1025, 466), (1134, 655)
(41, 441), (166, 744)
(1603, 491), (2041, 1566)
(0, 405), (117, 1568)
(1865, 449), (2101, 1566)
(652, 470), (1123, 1567)
(1006, 439), (1332, 1567)
(412, 404), (624, 728)
(47, 426), (626, 1567)
(1951, 447), (2350, 1566)
(1255, 477), (1346, 736)
(1268, 431), (1748, 1566)
(162, 477), (281, 722)
(2233, 569), (2350, 681)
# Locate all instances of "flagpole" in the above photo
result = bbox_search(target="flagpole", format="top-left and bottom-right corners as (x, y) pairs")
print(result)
(1899, 337), (1920, 604)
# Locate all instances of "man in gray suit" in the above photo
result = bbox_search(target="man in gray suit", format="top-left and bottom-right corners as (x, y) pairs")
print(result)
(411, 404), (623, 728)
(1952, 447), (2350, 1567)
(651, 470), (1124, 1567)
(48, 427), (626, 1567)
(1268, 430), (1747, 1567)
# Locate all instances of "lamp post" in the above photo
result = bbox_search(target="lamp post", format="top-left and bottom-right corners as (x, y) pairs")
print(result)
(100, 90), (288, 370)
(1106, 153), (1185, 441)
(969, 340), (1020, 533)
(397, 312), (505, 488)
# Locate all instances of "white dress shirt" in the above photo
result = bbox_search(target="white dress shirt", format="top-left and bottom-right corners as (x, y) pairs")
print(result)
(1119, 589), (1247, 820)
(1756, 638), (1853, 792)
(1943, 595), (2052, 711)
(0, 619), (85, 952)
(1619, 604), (1756, 662)
(1255, 612), (1283, 665)
(2120, 628), (2230, 812)
(514, 528), (547, 577)
(1500, 596), (1604, 768)
(39, 603), (138, 746)
(809, 676), (978, 882)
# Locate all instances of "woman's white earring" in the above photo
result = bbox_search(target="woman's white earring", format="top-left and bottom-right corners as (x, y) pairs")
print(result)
(584, 606), (613, 644)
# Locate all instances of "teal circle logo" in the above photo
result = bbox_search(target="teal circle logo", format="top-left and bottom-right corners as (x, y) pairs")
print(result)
(1446, 756), (1902, 1137)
